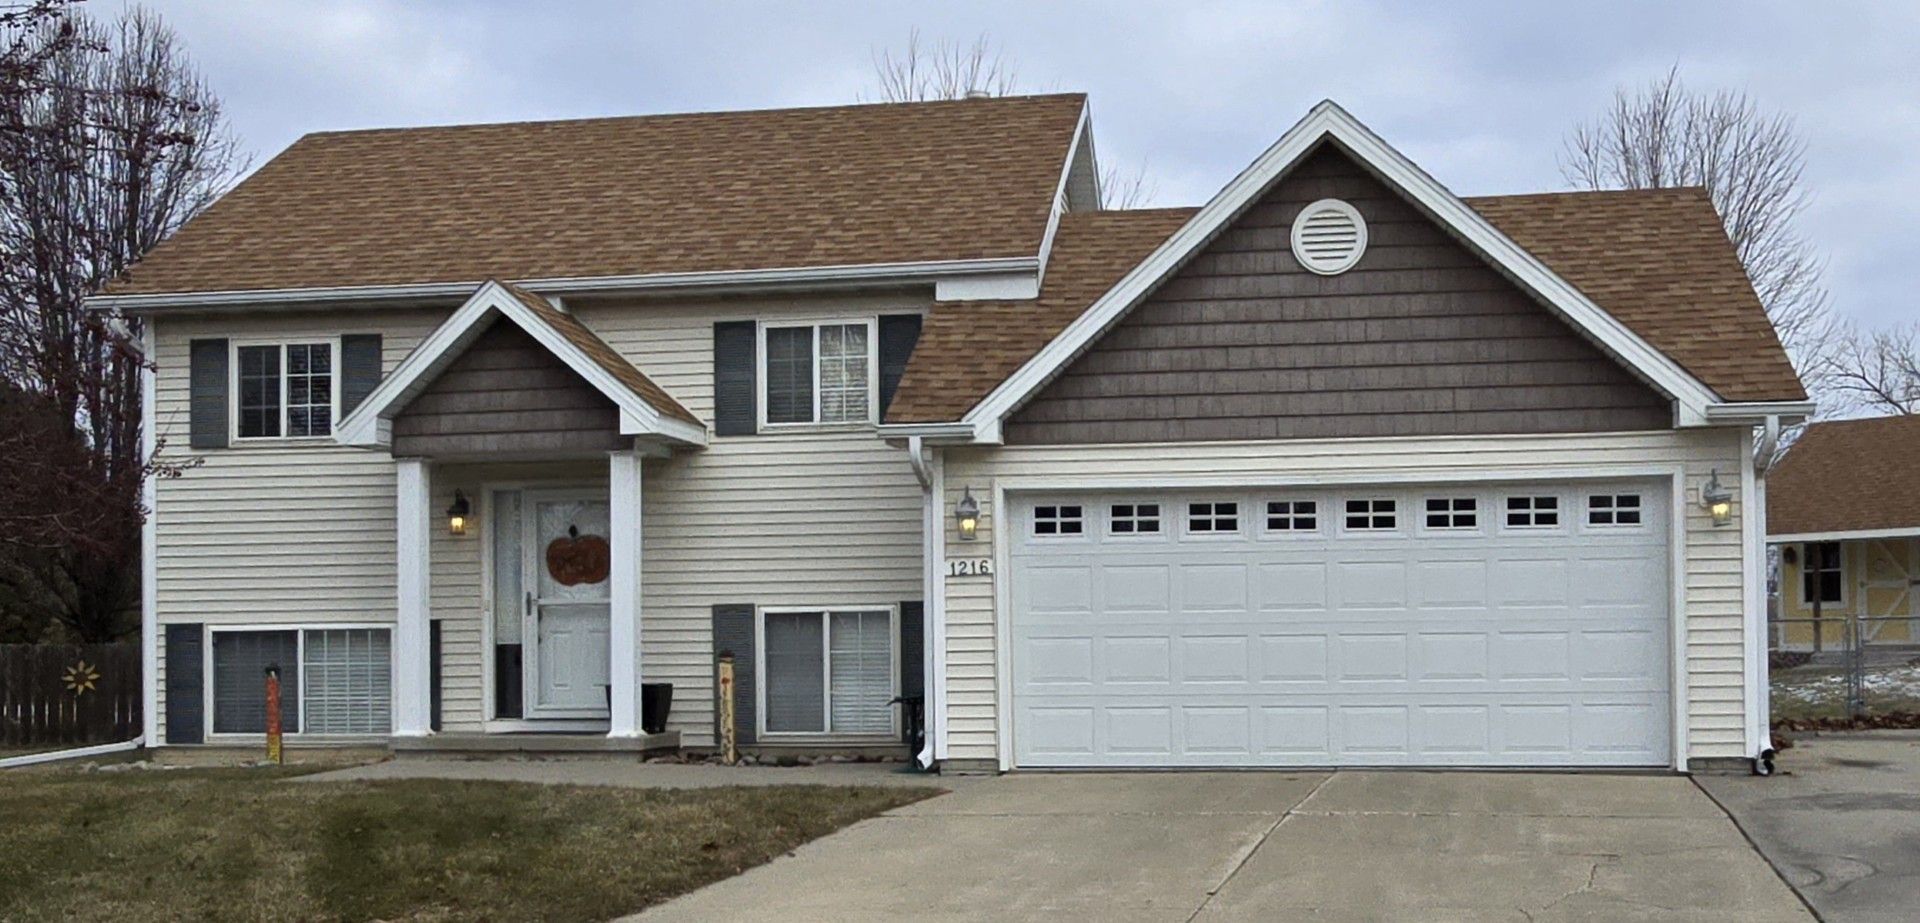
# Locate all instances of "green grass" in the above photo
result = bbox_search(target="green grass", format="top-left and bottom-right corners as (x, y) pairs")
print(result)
(1771, 661), (1920, 722)
(0, 764), (935, 922)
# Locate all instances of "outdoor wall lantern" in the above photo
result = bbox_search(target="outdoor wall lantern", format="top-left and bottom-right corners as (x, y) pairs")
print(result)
(447, 489), (471, 536)
(1702, 470), (1733, 527)
(955, 487), (981, 541)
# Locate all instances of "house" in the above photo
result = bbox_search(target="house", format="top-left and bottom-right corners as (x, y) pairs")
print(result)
(1767, 414), (1920, 650)
(94, 94), (1811, 774)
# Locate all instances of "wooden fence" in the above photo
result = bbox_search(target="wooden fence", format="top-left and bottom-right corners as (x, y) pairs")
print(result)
(1, 643), (141, 746)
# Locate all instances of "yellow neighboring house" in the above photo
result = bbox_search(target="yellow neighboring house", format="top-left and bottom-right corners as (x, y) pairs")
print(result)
(1769, 414), (1920, 649)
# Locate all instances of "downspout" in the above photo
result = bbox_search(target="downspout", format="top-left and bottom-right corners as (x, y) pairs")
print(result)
(904, 437), (942, 770)
(1750, 415), (1783, 775)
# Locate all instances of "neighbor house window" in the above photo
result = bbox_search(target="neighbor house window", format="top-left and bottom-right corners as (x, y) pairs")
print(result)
(762, 609), (894, 736)
(235, 341), (335, 438)
(762, 322), (872, 425)
(1802, 542), (1844, 606)
(210, 627), (392, 736)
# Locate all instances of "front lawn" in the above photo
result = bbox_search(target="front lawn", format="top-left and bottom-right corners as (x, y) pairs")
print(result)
(0, 764), (935, 922)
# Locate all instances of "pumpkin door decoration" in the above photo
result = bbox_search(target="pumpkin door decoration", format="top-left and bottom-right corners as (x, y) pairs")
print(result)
(545, 524), (612, 586)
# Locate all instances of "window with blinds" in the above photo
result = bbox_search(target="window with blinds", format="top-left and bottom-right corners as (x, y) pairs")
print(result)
(762, 609), (893, 736)
(303, 628), (392, 735)
(212, 630), (300, 734)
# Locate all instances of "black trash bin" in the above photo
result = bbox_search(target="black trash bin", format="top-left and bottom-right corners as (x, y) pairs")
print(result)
(642, 682), (673, 734)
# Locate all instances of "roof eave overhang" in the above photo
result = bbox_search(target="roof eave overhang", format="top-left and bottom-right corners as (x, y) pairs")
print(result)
(89, 256), (1043, 314)
(334, 281), (707, 450)
(952, 100), (1732, 439)
(1702, 401), (1816, 425)
(1769, 526), (1920, 544)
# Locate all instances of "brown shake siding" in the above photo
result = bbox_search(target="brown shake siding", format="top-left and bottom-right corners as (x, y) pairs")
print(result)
(1004, 146), (1672, 444)
(391, 319), (623, 457)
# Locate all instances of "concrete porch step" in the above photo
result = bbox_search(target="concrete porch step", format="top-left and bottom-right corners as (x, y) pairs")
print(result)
(391, 731), (681, 759)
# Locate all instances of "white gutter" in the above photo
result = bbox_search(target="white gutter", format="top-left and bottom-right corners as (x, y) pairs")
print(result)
(1770, 526), (1920, 544)
(0, 736), (144, 769)
(1704, 401), (1816, 423)
(88, 256), (1042, 313)
(903, 436), (945, 770)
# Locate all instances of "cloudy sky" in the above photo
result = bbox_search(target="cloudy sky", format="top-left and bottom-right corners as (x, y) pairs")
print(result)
(138, 0), (1918, 330)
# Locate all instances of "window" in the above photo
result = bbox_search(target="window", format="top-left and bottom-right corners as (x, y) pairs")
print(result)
(210, 627), (392, 736)
(1109, 503), (1161, 535)
(1034, 504), (1085, 536)
(762, 322), (872, 425)
(303, 629), (393, 735)
(1505, 495), (1560, 528)
(1424, 497), (1477, 530)
(762, 609), (894, 736)
(1587, 493), (1643, 526)
(1344, 498), (1396, 531)
(235, 342), (334, 439)
(1188, 501), (1240, 533)
(1266, 500), (1318, 532)
(1802, 542), (1844, 605)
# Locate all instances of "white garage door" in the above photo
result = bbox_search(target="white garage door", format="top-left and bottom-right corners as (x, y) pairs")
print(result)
(1009, 482), (1671, 768)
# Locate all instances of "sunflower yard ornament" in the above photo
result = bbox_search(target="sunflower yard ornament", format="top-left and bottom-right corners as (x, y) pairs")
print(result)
(63, 660), (100, 696)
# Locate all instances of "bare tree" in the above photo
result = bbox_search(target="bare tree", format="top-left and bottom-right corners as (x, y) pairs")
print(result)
(1562, 68), (1837, 389)
(0, 6), (234, 641)
(1821, 322), (1920, 416)
(865, 30), (1154, 209)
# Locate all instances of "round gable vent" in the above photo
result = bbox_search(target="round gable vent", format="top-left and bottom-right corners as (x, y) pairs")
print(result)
(1290, 198), (1368, 275)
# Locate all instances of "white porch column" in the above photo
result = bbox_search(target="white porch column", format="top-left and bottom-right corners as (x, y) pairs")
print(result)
(608, 446), (645, 737)
(393, 458), (434, 736)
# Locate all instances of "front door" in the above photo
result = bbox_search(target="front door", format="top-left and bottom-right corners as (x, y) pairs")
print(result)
(522, 490), (612, 719)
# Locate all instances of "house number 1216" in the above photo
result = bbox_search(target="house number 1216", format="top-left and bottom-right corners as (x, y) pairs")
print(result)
(948, 558), (993, 577)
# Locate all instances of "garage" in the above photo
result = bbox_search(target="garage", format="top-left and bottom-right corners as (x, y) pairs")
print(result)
(1008, 481), (1673, 768)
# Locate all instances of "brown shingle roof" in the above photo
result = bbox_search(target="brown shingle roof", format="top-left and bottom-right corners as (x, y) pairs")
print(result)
(496, 282), (700, 426)
(1768, 415), (1920, 537)
(886, 208), (1198, 423)
(109, 95), (1086, 296)
(1465, 188), (1804, 402)
(887, 187), (1805, 423)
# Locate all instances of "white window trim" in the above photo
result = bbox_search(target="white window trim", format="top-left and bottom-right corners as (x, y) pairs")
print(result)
(229, 336), (343, 443)
(1419, 495), (1482, 534)
(1501, 493), (1566, 532)
(1583, 492), (1648, 531)
(754, 317), (879, 431)
(202, 622), (393, 741)
(754, 604), (900, 741)
(1799, 541), (1847, 607)
(1182, 500), (1244, 539)
(1340, 497), (1400, 534)
(1261, 498), (1323, 537)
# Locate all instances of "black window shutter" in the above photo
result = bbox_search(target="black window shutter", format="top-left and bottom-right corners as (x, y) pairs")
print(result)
(712, 321), (757, 436)
(899, 600), (924, 700)
(429, 619), (443, 733)
(339, 333), (383, 417)
(877, 314), (923, 417)
(163, 624), (205, 744)
(188, 338), (228, 449)
(712, 603), (757, 745)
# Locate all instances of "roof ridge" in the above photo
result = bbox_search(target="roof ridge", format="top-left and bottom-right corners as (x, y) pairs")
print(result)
(1467, 186), (1710, 204)
(298, 92), (1090, 140)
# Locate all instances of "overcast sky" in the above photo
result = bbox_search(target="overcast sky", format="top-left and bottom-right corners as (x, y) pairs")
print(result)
(136, 0), (1918, 330)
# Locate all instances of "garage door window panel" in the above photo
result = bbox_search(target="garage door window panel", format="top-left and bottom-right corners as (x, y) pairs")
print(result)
(1343, 498), (1397, 532)
(761, 608), (895, 737)
(1586, 493), (1644, 528)
(1423, 497), (1479, 532)
(1265, 499), (1319, 535)
(1108, 502), (1162, 537)
(1186, 501), (1241, 537)
(1033, 504), (1085, 538)
(1504, 495), (1562, 530)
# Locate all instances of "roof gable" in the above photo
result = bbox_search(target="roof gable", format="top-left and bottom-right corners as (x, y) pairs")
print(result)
(1000, 146), (1673, 444)
(108, 94), (1086, 298)
(961, 101), (1751, 438)
(336, 281), (704, 448)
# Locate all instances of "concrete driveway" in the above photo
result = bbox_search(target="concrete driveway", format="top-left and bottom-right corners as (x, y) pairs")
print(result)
(630, 770), (1809, 922)
(1700, 733), (1920, 923)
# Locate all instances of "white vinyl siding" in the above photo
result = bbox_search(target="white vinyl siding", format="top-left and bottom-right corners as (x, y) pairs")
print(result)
(939, 427), (1757, 765)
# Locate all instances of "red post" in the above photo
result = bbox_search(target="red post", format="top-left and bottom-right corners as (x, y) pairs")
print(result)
(264, 666), (283, 765)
